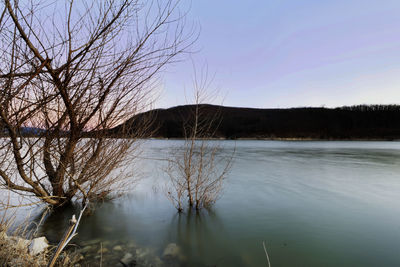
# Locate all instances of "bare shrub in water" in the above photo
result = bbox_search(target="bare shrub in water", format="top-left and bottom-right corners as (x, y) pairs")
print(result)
(165, 67), (234, 212)
(0, 0), (195, 208)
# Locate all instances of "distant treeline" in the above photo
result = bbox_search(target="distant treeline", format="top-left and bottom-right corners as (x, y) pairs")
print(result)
(109, 104), (400, 140)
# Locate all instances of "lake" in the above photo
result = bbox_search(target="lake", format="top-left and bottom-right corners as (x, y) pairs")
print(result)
(39, 140), (400, 266)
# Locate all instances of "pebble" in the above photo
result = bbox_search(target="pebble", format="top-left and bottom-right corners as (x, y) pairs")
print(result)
(97, 247), (109, 254)
(162, 243), (181, 258)
(120, 252), (135, 266)
(113, 245), (123, 251)
(80, 238), (101, 246)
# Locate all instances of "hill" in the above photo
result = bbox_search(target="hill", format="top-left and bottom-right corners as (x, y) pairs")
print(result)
(110, 104), (400, 140)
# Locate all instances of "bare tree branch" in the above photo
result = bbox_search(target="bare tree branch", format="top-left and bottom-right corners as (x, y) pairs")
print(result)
(0, 0), (195, 208)
(165, 65), (234, 212)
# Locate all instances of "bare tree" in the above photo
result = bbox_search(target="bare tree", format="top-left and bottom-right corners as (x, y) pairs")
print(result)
(166, 67), (234, 212)
(0, 0), (194, 208)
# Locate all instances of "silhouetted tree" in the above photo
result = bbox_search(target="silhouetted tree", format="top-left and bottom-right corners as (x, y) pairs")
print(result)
(0, 0), (194, 208)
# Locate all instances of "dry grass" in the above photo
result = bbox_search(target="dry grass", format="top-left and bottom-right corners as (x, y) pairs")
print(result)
(0, 233), (47, 267)
(0, 206), (80, 267)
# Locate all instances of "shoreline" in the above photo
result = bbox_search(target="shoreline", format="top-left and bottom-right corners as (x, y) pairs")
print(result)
(2, 134), (400, 141)
(146, 137), (400, 141)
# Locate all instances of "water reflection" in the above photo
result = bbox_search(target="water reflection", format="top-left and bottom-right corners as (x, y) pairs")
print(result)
(36, 204), (79, 243)
(167, 208), (238, 266)
(10, 140), (400, 266)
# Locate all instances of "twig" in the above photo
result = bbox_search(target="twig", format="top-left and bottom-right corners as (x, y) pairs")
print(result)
(59, 200), (88, 251)
(262, 241), (271, 267)
(47, 201), (88, 267)
(47, 216), (76, 267)
(100, 242), (103, 267)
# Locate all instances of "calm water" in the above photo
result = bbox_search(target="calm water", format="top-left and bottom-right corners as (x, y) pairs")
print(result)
(40, 140), (400, 266)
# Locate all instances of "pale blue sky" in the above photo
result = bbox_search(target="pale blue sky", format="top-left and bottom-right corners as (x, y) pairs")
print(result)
(159, 0), (400, 108)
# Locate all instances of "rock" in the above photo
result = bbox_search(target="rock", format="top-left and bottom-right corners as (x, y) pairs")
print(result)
(153, 256), (163, 267)
(102, 240), (112, 247)
(126, 240), (137, 248)
(29, 236), (49, 255)
(162, 243), (181, 259)
(80, 238), (101, 246)
(113, 245), (123, 251)
(136, 247), (151, 258)
(97, 247), (109, 254)
(80, 245), (93, 254)
(120, 252), (135, 266)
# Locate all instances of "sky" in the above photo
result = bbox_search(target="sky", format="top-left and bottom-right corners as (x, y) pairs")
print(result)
(158, 0), (400, 109)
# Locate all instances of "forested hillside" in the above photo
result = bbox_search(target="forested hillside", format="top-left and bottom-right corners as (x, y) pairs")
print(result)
(110, 104), (400, 140)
